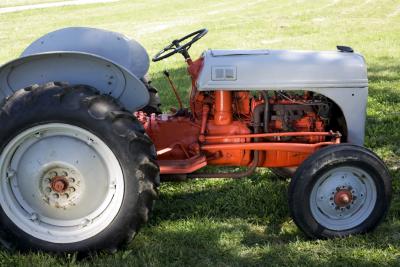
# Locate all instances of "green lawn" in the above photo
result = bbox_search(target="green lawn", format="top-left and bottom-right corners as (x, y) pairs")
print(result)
(0, 0), (65, 8)
(0, 0), (400, 266)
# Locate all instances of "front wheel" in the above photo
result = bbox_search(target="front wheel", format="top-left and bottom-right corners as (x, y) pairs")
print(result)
(0, 83), (159, 252)
(288, 144), (391, 238)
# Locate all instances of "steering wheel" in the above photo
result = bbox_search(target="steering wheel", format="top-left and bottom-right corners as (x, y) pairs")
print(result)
(152, 29), (208, 62)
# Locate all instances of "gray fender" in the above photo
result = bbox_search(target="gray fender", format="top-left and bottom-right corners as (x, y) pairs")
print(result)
(313, 87), (367, 146)
(21, 27), (150, 78)
(0, 52), (149, 111)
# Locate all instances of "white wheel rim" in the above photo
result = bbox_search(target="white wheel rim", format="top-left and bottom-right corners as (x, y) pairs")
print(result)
(310, 166), (377, 231)
(0, 123), (124, 243)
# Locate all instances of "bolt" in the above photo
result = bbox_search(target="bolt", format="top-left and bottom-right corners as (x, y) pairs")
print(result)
(81, 218), (91, 227)
(34, 132), (42, 138)
(30, 213), (38, 222)
(68, 177), (75, 183)
(336, 187), (340, 191)
(45, 187), (52, 193)
(69, 187), (76, 193)
(110, 181), (116, 189)
(53, 193), (59, 199)
(7, 169), (16, 178)
(346, 205), (351, 209)
(87, 138), (94, 145)
(62, 171), (68, 177)
(49, 171), (57, 177)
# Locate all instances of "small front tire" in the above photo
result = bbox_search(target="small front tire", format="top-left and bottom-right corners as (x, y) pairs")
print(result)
(288, 144), (391, 238)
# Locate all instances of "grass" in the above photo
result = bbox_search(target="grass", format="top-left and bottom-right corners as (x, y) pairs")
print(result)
(0, 0), (65, 8)
(0, 0), (400, 266)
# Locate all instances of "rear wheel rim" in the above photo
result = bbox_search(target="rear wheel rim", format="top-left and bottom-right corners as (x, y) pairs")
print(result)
(0, 123), (124, 243)
(309, 166), (377, 231)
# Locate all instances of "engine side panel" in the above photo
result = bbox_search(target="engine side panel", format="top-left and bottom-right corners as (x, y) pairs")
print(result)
(197, 49), (368, 90)
(196, 50), (367, 145)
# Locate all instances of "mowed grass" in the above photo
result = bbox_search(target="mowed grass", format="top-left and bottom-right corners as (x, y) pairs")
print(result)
(0, 0), (400, 266)
(0, 0), (65, 8)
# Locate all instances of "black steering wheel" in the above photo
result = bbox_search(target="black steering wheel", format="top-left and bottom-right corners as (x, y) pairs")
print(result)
(152, 29), (208, 62)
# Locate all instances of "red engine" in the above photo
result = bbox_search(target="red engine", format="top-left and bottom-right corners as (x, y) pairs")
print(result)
(137, 89), (332, 171)
(234, 91), (328, 143)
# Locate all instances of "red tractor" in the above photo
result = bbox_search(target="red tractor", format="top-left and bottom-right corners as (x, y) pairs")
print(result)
(0, 27), (391, 252)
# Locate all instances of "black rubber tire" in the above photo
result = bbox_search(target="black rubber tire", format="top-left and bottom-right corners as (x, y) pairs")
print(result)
(288, 144), (391, 238)
(0, 82), (159, 253)
(140, 77), (161, 114)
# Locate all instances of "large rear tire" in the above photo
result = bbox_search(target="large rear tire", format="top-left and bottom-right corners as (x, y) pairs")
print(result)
(289, 144), (391, 238)
(0, 82), (159, 252)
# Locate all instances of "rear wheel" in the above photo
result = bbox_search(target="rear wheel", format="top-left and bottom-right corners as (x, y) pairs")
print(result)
(289, 144), (391, 238)
(0, 82), (159, 252)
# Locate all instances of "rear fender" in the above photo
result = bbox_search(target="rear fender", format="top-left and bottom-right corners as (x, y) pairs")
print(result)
(0, 52), (149, 111)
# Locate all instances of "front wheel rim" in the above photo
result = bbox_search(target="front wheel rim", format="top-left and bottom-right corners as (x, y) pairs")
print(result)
(309, 166), (377, 231)
(0, 123), (124, 243)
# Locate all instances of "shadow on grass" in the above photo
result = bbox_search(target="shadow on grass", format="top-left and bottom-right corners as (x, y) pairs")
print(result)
(111, 173), (400, 266)
(368, 56), (400, 84)
(152, 173), (291, 226)
(124, 169), (400, 265)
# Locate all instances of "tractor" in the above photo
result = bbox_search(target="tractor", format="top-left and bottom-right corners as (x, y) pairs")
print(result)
(0, 27), (391, 252)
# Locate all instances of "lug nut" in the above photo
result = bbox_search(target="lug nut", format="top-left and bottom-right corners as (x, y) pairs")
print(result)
(30, 213), (38, 221)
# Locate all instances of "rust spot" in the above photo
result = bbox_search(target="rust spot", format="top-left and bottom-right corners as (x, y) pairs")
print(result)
(51, 176), (69, 193)
(334, 189), (353, 207)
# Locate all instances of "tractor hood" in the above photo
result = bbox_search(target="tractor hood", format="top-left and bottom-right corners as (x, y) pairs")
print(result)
(21, 27), (150, 78)
(197, 49), (368, 90)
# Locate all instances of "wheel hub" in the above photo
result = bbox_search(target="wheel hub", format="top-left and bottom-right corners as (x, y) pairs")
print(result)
(40, 166), (82, 209)
(310, 167), (376, 231)
(334, 189), (353, 207)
